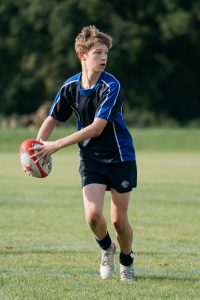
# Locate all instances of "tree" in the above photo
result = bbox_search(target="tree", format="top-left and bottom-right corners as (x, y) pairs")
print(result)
(0, 0), (200, 124)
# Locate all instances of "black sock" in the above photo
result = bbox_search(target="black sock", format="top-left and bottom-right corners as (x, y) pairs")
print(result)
(96, 232), (112, 251)
(119, 251), (134, 266)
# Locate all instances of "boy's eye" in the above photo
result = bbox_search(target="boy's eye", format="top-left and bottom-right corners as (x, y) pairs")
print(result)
(94, 51), (108, 55)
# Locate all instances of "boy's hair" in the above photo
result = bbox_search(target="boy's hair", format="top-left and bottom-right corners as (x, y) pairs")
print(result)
(75, 25), (112, 55)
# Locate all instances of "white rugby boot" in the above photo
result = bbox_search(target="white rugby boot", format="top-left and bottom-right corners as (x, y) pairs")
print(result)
(100, 242), (116, 279)
(120, 263), (135, 281)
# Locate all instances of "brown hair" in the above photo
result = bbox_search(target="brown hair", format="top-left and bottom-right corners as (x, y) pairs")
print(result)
(75, 25), (112, 55)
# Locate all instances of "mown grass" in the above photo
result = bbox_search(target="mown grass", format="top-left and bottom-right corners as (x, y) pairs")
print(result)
(0, 127), (199, 299)
(1, 126), (200, 152)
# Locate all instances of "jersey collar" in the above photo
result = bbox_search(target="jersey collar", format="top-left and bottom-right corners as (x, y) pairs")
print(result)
(78, 72), (103, 96)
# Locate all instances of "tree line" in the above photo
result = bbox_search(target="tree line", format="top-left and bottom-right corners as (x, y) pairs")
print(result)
(0, 0), (200, 125)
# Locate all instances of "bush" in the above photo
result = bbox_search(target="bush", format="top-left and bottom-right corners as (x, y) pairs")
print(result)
(124, 108), (178, 127)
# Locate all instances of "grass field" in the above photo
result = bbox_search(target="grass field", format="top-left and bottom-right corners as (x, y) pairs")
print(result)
(0, 127), (199, 299)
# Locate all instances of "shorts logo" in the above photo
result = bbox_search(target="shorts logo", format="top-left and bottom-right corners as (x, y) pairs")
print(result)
(82, 176), (87, 182)
(121, 180), (129, 188)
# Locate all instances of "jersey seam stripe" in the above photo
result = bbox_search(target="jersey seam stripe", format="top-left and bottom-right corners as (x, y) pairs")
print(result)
(69, 104), (81, 121)
(62, 79), (78, 89)
(96, 81), (109, 118)
(112, 123), (123, 162)
(104, 71), (120, 85)
(49, 95), (60, 116)
(108, 82), (120, 119)
(101, 79), (120, 120)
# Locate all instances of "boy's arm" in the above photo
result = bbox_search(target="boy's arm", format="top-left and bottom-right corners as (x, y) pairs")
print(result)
(37, 116), (59, 141)
(31, 117), (107, 162)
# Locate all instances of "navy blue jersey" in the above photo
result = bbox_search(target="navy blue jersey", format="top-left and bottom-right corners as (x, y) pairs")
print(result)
(49, 71), (136, 163)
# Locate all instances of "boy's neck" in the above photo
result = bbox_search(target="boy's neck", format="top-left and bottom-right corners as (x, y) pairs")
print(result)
(81, 70), (101, 89)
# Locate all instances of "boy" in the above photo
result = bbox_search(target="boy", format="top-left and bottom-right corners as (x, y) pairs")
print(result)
(32, 25), (137, 281)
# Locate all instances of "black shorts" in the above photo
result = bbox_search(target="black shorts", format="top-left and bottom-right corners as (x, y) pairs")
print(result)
(79, 159), (137, 193)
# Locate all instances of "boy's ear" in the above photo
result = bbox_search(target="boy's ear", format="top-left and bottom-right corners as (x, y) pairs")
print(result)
(78, 51), (86, 61)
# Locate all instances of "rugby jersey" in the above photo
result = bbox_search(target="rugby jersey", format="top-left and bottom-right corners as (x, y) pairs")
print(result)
(49, 71), (136, 163)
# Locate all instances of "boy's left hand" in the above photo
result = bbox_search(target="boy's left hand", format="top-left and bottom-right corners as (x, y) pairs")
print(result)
(29, 140), (59, 163)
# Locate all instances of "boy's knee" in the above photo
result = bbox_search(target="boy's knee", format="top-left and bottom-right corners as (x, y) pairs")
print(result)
(112, 219), (126, 233)
(86, 212), (101, 230)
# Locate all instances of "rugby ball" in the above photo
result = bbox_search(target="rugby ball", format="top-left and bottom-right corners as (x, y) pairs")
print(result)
(19, 139), (52, 178)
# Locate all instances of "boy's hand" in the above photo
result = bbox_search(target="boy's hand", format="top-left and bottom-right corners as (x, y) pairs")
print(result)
(29, 140), (59, 163)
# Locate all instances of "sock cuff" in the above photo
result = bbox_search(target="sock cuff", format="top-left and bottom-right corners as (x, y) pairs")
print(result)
(119, 251), (134, 266)
(96, 232), (112, 251)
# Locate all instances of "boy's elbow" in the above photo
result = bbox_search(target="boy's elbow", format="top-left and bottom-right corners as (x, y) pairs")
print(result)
(93, 125), (105, 137)
(93, 128), (102, 137)
(91, 118), (107, 137)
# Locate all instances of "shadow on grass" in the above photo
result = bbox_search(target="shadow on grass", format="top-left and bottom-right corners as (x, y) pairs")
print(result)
(0, 247), (81, 255)
(135, 267), (200, 283)
(136, 275), (199, 282)
(0, 267), (199, 283)
(1, 248), (199, 256)
(136, 251), (199, 257)
(1, 248), (199, 282)
(0, 268), (75, 277)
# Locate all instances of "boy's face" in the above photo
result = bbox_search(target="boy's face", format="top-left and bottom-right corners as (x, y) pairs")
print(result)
(82, 42), (108, 73)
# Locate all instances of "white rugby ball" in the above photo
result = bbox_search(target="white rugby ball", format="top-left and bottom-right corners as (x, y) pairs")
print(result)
(19, 139), (52, 178)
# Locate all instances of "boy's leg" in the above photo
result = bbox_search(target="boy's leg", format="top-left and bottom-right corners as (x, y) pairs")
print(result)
(82, 183), (116, 279)
(111, 189), (134, 280)
(111, 190), (133, 253)
(82, 183), (107, 239)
